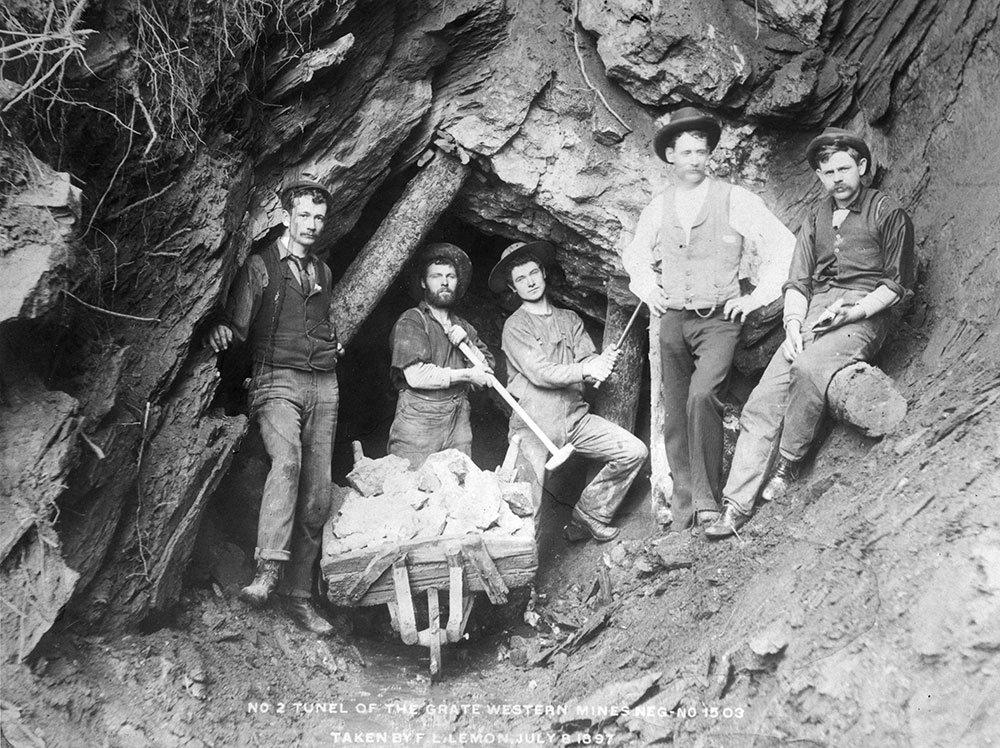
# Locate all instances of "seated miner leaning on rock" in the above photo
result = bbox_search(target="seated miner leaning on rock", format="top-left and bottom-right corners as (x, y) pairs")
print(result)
(387, 242), (495, 468)
(706, 127), (916, 539)
(621, 105), (796, 534)
(205, 179), (341, 636)
(491, 241), (648, 542)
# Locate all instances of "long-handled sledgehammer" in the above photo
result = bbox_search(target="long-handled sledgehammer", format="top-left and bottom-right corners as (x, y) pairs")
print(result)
(456, 341), (576, 471)
(593, 300), (644, 390)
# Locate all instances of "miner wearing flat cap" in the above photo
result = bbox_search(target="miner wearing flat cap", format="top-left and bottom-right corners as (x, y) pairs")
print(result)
(207, 179), (341, 635)
(387, 242), (495, 468)
(706, 127), (916, 539)
(622, 106), (796, 533)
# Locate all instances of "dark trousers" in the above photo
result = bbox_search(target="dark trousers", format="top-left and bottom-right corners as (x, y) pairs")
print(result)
(659, 309), (741, 528)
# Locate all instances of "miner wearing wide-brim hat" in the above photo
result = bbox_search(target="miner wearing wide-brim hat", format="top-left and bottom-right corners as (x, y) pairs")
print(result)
(206, 177), (341, 635)
(622, 105), (796, 533)
(492, 240), (648, 542)
(387, 242), (495, 468)
(706, 126), (916, 539)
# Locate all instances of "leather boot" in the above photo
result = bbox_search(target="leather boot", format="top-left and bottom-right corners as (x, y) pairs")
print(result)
(281, 596), (334, 636)
(762, 456), (798, 502)
(564, 509), (620, 542)
(239, 559), (281, 607)
(704, 505), (750, 540)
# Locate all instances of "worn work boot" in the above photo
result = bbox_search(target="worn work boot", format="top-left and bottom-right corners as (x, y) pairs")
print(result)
(762, 456), (799, 502)
(564, 508), (620, 543)
(281, 596), (334, 636)
(704, 505), (750, 540)
(239, 559), (281, 607)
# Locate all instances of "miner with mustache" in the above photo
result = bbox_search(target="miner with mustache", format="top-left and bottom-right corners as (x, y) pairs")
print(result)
(387, 243), (495, 468)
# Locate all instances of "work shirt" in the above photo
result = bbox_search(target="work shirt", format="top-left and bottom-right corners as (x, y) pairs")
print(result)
(783, 185), (915, 303)
(622, 178), (795, 310)
(502, 306), (598, 445)
(390, 301), (494, 400)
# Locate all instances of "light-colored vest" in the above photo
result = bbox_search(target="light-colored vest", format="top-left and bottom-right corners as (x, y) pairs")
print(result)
(659, 180), (743, 310)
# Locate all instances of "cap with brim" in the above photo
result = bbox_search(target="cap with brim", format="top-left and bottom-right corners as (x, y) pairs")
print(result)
(279, 179), (334, 207)
(805, 128), (872, 169)
(653, 106), (722, 162)
(488, 241), (557, 294)
(407, 242), (473, 301)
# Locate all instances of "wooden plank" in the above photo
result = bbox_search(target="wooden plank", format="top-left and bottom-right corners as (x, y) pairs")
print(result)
(427, 588), (441, 678)
(462, 537), (509, 605)
(345, 549), (399, 604)
(446, 551), (464, 643)
(391, 557), (418, 645)
(324, 531), (535, 569)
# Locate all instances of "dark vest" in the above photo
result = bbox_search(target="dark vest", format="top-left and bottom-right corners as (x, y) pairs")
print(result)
(249, 243), (338, 371)
(659, 180), (743, 310)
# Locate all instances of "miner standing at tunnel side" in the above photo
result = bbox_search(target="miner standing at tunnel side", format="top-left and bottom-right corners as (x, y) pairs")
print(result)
(622, 106), (796, 533)
(706, 128), (916, 539)
(387, 243), (494, 468)
(206, 180), (340, 636)
(492, 242), (648, 542)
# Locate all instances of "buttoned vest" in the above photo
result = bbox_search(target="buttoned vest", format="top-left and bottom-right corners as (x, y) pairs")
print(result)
(659, 180), (743, 310)
(249, 243), (338, 371)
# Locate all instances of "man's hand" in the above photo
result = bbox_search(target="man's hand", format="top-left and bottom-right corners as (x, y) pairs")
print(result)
(781, 321), (804, 362)
(646, 289), (669, 316)
(464, 367), (491, 388)
(584, 356), (614, 383)
(812, 302), (865, 333)
(446, 325), (468, 346)
(723, 295), (760, 323)
(207, 324), (233, 353)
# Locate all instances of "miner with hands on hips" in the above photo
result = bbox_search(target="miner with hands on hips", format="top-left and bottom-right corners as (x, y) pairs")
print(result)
(207, 179), (342, 636)
(387, 243), (495, 468)
(705, 127), (916, 539)
(493, 241), (647, 542)
(622, 106), (796, 533)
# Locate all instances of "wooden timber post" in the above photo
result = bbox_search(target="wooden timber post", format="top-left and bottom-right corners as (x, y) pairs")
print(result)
(647, 315), (673, 525)
(330, 150), (470, 346)
(593, 296), (644, 431)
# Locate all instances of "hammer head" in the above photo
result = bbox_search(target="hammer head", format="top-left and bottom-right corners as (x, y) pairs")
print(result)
(544, 444), (576, 472)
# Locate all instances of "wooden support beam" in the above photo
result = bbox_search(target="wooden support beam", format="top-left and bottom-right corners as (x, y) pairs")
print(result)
(461, 537), (508, 605)
(427, 587), (441, 678)
(827, 362), (908, 437)
(647, 316), (673, 525)
(593, 295), (645, 432)
(445, 551), (464, 643)
(391, 556), (418, 645)
(330, 151), (470, 346)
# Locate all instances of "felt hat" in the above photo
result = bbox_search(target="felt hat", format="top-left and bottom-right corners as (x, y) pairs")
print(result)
(407, 242), (473, 301)
(487, 241), (557, 294)
(653, 106), (722, 162)
(805, 127), (872, 169)
(279, 179), (334, 208)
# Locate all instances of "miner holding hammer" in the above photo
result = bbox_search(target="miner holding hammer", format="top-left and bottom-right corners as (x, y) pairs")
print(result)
(622, 106), (795, 533)
(490, 242), (648, 542)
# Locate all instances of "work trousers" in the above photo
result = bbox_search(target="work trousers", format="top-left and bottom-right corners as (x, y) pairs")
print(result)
(387, 390), (472, 468)
(724, 287), (891, 515)
(512, 412), (647, 523)
(250, 365), (339, 598)
(659, 309), (742, 529)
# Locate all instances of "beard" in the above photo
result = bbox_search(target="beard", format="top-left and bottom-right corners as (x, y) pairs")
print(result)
(425, 287), (456, 308)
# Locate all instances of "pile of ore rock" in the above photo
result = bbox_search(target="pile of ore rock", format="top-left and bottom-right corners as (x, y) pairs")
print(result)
(324, 449), (535, 554)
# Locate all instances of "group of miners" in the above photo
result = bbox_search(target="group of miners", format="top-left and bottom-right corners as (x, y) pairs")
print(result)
(206, 105), (915, 635)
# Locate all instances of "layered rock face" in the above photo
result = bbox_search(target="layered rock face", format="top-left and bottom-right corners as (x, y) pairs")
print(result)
(1, 0), (998, 741)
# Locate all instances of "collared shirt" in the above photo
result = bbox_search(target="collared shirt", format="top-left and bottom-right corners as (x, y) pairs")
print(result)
(783, 185), (915, 302)
(223, 240), (334, 346)
(390, 301), (494, 396)
(622, 179), (796, 309)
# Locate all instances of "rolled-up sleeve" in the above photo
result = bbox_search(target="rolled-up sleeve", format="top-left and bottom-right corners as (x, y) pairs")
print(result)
(621, 198), (662, 305)
(502, 315), (586, 389)
(390, 313), (431, 371)
(875, 203), (916, 301)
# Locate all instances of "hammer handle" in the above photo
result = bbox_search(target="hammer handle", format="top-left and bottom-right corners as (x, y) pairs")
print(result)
(594, 301), (644, 390)
(457, 341), (561, 455)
